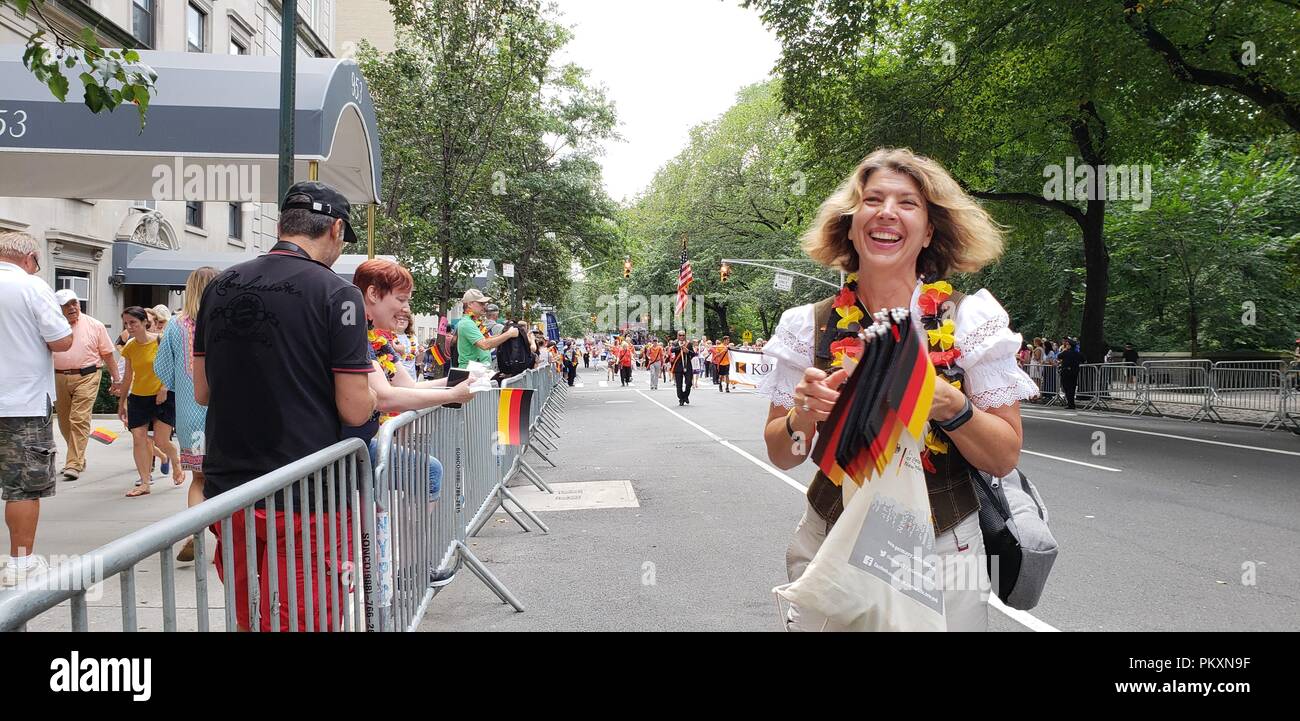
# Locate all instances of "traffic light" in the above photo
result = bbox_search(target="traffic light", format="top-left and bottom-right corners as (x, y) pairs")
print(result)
(720, 262), (731, 282)
(623, 257), (632, 279)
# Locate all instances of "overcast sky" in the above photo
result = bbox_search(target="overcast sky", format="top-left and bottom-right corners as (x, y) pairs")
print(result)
(552, 0), (781, 204)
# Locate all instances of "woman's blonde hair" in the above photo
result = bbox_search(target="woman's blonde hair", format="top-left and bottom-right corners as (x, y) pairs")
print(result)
(801, 147), (1004, 278)
(181, 266), (220, 320)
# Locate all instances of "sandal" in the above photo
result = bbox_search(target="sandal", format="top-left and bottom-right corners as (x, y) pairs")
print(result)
(173, 468), (186, 486)
(125, 486), (151, 498)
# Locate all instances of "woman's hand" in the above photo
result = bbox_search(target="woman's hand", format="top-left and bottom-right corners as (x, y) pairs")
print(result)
(928, 379), (967, 422)
(448, 381), (474, 406)
(792, 367), (848, 423)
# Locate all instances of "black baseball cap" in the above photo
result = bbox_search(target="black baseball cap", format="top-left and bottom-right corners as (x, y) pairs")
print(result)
(281, 181), (358, 243)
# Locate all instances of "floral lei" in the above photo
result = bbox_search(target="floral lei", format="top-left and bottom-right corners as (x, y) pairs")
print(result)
(829, 274), (964, 473)
(369, 327), (399, 377)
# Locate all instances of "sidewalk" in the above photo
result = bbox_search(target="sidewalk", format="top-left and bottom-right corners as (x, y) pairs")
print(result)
(1, 416), (222, 631)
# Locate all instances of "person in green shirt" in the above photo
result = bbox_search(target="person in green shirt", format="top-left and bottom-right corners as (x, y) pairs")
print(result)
(456, 288), (518, 368)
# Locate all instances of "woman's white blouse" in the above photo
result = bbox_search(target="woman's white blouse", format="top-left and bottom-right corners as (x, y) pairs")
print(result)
(757, 284), (1039, 411)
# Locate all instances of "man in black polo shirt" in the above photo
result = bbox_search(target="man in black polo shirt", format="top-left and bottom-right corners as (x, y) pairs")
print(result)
(193, 181), (375, 632)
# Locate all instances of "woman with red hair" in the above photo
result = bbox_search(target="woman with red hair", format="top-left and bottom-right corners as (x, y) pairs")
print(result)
(345, 259), (471, 588)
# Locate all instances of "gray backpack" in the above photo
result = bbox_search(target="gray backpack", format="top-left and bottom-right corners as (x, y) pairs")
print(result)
(971, 468), (1058, 610)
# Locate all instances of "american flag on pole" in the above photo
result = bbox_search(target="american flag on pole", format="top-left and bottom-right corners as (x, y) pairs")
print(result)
(676, 241), (693, 316)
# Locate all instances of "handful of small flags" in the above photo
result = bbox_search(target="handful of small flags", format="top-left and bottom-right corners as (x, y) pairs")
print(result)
(811, 307), (936, 487)
(90, 427), (119, 445)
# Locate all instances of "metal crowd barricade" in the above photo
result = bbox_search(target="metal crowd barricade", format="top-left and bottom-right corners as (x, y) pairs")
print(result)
(463, 377), (550, 542)
(1208, 364), (1286, 430)
(1023, 363), (1064, 406)
(1140, 359), (1220, 422)
(1281, 370), (1300, 433)
(2, 365), (568, 632)
(1084, 363), (1149, 414)
(0, 440), (377, 632)
(1073, 364), (1104, 411)
(337, 366), (565, 624)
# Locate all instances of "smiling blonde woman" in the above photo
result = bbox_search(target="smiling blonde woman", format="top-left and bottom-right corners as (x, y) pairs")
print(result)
(758, 148), (1038, 632)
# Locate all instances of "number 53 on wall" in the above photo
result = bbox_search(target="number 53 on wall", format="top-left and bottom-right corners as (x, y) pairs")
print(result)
(0, 109), (29, 138)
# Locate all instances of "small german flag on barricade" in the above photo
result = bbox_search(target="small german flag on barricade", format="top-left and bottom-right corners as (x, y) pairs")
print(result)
(429, 341), (446, 367)
(812, 307), (935, 487)
(497, 388), (534, 446)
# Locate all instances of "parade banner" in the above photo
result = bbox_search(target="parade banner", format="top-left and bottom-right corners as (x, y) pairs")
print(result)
(728, 348), (772, 388)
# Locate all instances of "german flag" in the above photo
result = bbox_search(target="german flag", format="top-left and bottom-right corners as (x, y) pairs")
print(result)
(90, 427), (119, 445)
(497, 388), (533, 446)
(429, 341), (446, 367)
(812, 309), (936, 488)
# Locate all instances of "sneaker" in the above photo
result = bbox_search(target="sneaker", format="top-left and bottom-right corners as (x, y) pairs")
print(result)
(429, 568), (455, 588)
(61, 468), (80, 481)
(160, 460), (171, 476)
(0, 557), (49, 590)
(176, 537), (195, 563)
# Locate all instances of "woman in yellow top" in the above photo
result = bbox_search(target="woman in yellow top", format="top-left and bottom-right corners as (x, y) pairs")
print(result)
(118, 306), (182, 496)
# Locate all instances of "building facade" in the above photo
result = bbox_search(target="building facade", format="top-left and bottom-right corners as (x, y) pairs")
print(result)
(0, 1), (335, 329)
(333, 0), (394, 56)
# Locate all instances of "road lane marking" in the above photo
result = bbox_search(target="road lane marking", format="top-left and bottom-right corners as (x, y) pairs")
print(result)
(1020, 412), (1300, 457)
(635, 389), (1059, 632)
(634, 390), (807, 494)
(1021, 450), (1121, 472)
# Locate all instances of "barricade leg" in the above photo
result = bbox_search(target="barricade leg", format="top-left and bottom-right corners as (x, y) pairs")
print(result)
(499, 499), (533, 532)
(517, 459), (554, 494)
(499, 486), (550, 534)
(454, 540), (524, 611)
(528, 441), (558, 467)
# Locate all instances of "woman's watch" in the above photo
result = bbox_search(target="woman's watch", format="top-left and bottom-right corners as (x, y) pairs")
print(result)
(935, 395), (974, 432)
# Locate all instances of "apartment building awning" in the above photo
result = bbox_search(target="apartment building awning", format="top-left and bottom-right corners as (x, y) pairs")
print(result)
(112, 243), (394, 287)
(0, 46), (381, 204)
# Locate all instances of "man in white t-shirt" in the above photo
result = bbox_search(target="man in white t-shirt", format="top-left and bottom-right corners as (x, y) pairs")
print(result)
(0, 231), (73, 589)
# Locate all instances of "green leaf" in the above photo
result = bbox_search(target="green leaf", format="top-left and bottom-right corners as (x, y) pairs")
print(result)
(132, 84), (151, 112)
(47, 72), (69, 102)
(16, 0), (31, 16)
(83, 83), (105, 113)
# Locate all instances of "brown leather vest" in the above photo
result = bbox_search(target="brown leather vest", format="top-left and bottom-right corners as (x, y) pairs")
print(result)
(803, 292), (980, 535)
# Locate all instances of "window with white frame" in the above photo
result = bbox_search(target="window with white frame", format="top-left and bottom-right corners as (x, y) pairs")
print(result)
(228, 203), (244, 243)
(186, 201), (204, 229)
(132, 0), (155, 49)
(187, 3), (208, 52)
(55, 270), (90, 313)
